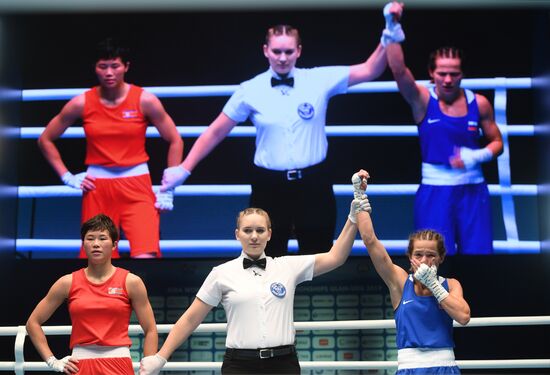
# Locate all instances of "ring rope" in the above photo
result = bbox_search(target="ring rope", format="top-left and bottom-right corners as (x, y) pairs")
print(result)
(16, 183), (538, 198)
(15, 124), (535, 139)
(14, 239), (541, 255)
(16, 77), (535, 255)
(1, 316), (548, 372)
(21, 78), (532, 101)
(494, 78), (519, 241)
(1, 359), (549, 372)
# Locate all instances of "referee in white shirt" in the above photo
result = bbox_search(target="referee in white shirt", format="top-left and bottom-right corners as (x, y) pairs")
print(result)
(140, 173), (372, 374)
(159, 23), (388, 256)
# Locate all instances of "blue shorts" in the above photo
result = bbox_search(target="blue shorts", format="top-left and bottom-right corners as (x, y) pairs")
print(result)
(415, 183), (493, 255)
(396, 365), (460, 374)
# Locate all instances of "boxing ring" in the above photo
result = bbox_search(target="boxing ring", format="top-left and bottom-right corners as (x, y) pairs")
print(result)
(1, 316), (549, 373)
(4, 78), (547, 373)
(15, 77), (539, 256)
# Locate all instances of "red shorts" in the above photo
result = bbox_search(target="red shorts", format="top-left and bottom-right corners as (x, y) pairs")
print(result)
(81, 174), (160, 258)
(76, 357), (134, 375)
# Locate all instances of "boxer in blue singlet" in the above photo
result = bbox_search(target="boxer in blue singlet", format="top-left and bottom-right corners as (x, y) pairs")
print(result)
(354, 168), (471, 374)
(382, 2), (503, 254)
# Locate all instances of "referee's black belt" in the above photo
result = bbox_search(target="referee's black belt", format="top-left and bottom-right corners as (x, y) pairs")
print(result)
(225, 345), (296, 360)
(253, 161), (326, 182)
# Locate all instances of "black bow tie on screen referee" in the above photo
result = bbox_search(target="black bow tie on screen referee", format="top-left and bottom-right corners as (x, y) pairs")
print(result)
(271, 76), (294, 87)
(243, 258), (267, 270)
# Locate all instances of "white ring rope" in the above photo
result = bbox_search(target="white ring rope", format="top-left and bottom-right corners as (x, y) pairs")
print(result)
(16, 183), (538, 198)
(15, 124), (536, 139)
(1, 316), (548, 372)
(21, 78), (532, 101)
(495, 78), (520, 241)
(1, 359), (549, 372)
(13, 326), (25, 375)
(16, 77), (537, 255)
(14, 239), (542, 254)
(14, 184), (541, 254)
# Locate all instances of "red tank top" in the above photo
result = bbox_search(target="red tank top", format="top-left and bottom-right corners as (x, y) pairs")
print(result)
(68, 267), (132, 348)
(83, 84), (149, 167)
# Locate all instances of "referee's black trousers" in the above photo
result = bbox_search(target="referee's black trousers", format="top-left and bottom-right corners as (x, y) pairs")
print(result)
(250, 162), (336, 257)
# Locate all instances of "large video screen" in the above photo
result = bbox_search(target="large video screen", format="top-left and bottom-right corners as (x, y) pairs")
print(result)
(13, 8), (542, 259)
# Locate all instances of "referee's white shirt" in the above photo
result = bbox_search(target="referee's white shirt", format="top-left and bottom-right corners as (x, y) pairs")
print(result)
(223, 66), (350, 171)
(196, 251), (315, 349)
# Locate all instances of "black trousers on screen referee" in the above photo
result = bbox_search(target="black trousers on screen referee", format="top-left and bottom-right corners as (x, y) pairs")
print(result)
(250, 160), (336, 257)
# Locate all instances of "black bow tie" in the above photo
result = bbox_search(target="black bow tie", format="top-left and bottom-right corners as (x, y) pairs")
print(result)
(243, 257), (266, 270)
(271, 77), (294, 87)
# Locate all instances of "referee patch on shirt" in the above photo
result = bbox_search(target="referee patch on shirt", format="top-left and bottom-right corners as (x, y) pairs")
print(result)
(270, 282), (286, 298)
(297, 103), (314, 120)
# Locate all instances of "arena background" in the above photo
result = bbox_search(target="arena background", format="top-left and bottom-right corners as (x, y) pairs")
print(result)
(0, 2), (549, 374)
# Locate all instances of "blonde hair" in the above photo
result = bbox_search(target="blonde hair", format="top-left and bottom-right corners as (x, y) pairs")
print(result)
(265, 24), (301, 46)
(407, 229), (446, 259)
(236, 207), (272, 229)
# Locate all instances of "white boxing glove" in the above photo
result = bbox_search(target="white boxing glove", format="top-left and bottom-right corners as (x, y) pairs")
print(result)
(140, 354), (167, 375)
(61, 171), (86, 190)
(155, 189), (174, 211)
(380, 2), (405, 46)
(348, 195), (372, 224)
(414, 264), (449, 303)
(46, 355), (71, 372)
(161, 165), (191, 191)
(458, 147), (493, 169)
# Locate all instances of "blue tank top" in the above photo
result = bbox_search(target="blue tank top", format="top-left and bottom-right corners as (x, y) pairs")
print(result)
(395, 275), (454, 349)
(418, 88), (481, 165)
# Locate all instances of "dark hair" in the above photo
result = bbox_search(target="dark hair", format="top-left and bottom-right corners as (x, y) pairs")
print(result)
(406, 229), (446, 259)
(95, 37), (129, 64)
(428, 46), (464, 73)
(236, 207), (272, 230)
(81, 214), (119, 244)
(265, 25), (302, 46)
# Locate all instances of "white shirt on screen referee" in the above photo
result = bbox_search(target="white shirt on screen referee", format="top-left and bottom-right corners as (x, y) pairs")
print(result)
(223, 66), (349, 171)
